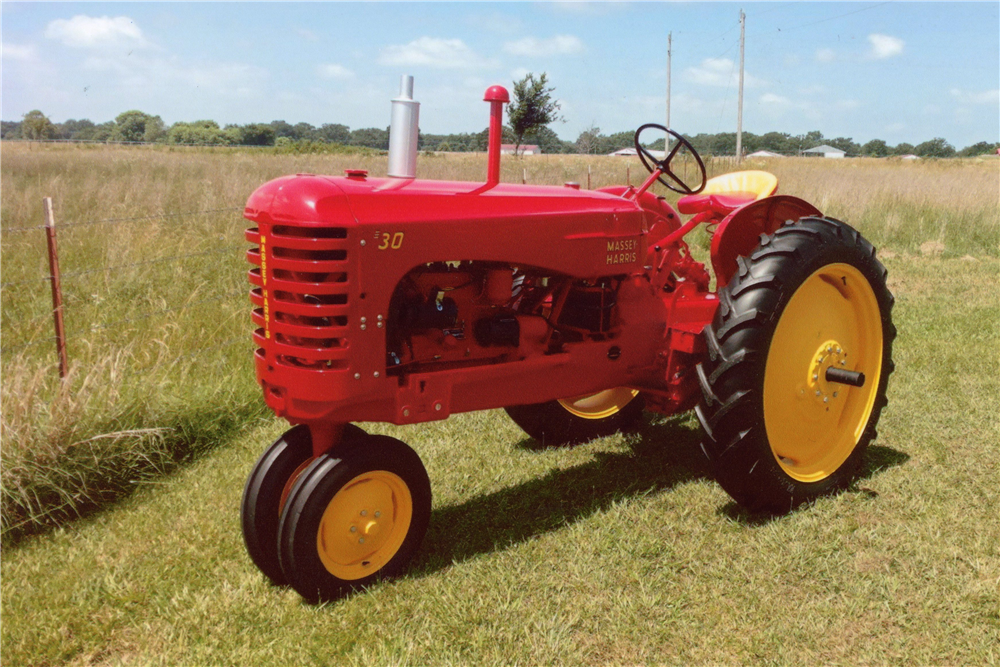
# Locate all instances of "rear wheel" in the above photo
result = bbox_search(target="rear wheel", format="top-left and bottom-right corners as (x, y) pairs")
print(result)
(505, 388), (644, 446)
(277, 432), (431, 602)
(695, 217), (895, 513)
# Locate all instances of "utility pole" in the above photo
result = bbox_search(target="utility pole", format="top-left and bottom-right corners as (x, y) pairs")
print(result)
(736, 9), (745, 163)
(665, 31), (672, 153)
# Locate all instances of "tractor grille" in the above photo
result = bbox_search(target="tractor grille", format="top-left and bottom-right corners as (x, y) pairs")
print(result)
(246, 224), (351, 370)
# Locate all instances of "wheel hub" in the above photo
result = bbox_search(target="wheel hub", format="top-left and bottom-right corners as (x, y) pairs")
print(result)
(316, 471), (412, 580)
(806, 339), (848, 408)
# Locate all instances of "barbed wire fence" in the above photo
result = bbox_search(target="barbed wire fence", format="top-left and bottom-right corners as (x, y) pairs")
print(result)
(0, 199), (252, 375)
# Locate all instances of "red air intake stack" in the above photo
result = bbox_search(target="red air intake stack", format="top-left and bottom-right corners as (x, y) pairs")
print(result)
(483, 85), (510, 187)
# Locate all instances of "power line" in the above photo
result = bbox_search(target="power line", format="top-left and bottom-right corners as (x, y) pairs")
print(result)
(776, 2), (893, 32)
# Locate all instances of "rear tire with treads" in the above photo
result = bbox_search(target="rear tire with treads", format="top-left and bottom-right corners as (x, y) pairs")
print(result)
(505, 388), (644, 446)
(695, 217), (895, 513)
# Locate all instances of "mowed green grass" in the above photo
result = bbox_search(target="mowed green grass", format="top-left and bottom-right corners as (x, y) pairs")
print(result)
(2, 257), (998, 665)
(2, 145), (998, 665)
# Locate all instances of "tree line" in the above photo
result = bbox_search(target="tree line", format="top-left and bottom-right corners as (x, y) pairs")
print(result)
(2, 108), (996, 158)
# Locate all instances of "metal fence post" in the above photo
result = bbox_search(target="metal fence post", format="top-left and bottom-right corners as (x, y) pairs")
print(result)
(43, 197), (68, 379)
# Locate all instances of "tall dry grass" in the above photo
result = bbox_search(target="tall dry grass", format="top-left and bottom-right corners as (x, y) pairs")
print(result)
(1, 143), (997, 542)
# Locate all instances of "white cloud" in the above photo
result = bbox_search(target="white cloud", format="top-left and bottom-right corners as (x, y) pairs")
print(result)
(45, 15), (149, 49)
(868, 34), (904, 59)
(502, 35), (584, 57)
(950, 88), (1000, 105)
(816, 48), (835, 63)
(297, 28), (319, 42)
(2, 43), (37, 61)
(317, 63), (354, 80)
(757, 93), (822, 121)
(510, 67), (531, 81)
(837, 99), (862, 110)
(684, 58), (764, 88)
(760, 93), (793, 109)
(378, 37), (494, 70)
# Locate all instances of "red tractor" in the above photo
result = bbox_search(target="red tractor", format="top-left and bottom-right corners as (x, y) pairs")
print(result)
(240, 84), (894, 602)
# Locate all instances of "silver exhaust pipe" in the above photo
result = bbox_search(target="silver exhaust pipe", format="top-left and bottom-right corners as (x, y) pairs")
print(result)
(387, 75), (420, 178)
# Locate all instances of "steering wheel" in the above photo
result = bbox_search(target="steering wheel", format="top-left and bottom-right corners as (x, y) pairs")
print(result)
(633, 124), (707, 195)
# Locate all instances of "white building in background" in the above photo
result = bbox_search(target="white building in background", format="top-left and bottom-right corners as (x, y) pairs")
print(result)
(500, 144), (541, 155)
(747, 150), (784, 158)
(802, 145), (846, 159)
(608, 147), (666, 159)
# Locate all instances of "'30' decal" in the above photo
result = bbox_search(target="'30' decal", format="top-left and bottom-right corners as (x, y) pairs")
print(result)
(377, 232), (404, 250)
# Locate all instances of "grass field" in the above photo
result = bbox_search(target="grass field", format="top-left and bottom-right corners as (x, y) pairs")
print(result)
(1, 144), (998, 665)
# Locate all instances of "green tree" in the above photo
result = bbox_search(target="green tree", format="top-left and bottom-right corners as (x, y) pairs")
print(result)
(318, 123), (350, 144)
(507, 72), (562, 155)
(861, 139), (890, 157)
(759, 132), (793, 154)
(166, 120), (231, 145)
(914, 137), (956, 158)
(575, 125), (602, 154)
(2, 121), (22, 139)
(827, 136), (860, 156)
(21, 110), (55, 140)
(226, 123), (276, 146)
(349, 127), (389, 150)
(113, 110), (144, 142)
(958, 141), (1000, 157)
(892, 142), (915, 156)
(57, 119), (95, 141)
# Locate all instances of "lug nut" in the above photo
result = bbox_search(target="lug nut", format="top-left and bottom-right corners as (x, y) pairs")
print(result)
(361, 510), (367, 517)
(350, 526), (357, 533)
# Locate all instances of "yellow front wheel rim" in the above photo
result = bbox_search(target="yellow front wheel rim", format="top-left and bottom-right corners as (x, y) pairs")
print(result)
(558, 387), (640, 420)
(763, 263), (883, 483)
(316, 471), (413, 581)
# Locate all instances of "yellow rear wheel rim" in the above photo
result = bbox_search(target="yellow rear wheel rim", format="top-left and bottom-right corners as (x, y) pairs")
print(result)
(316, 470), (413, 581)
(763, 263), (882, 483)
(558, 387), (640, 420)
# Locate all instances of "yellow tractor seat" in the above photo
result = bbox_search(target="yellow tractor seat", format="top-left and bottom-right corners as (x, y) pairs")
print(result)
(677, 170), (778, 216)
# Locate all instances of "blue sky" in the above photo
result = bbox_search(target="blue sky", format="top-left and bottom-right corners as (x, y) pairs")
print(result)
(2, 2), (998, 148)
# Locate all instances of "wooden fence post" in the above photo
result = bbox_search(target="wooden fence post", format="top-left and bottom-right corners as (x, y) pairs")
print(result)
(43, 197), (68, 379)
(587, 164), (592, 190)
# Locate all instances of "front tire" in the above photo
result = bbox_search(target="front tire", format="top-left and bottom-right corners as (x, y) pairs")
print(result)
(505, 388), (644, 446)
(695, 217), (895, 513)
(277, 433), (432, 602)
(241, 423), (367, 585)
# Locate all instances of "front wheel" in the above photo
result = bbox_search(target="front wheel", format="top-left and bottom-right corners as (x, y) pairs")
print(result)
(277, 433), (432, 602)
(505, 388), (644, 446)
(695, 217), (895, 513)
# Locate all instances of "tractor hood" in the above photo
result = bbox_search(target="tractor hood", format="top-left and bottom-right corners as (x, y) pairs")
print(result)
(245, 172), (651, 278)
(246, 172), (643, 232)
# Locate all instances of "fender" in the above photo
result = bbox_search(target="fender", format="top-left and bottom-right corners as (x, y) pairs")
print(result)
(710, 195), (822, 288)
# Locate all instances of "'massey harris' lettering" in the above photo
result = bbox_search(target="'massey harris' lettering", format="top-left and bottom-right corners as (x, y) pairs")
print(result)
(607, 252), (637, 265)
(606, 237), (640, 265)
(607, 238), (638, 253)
